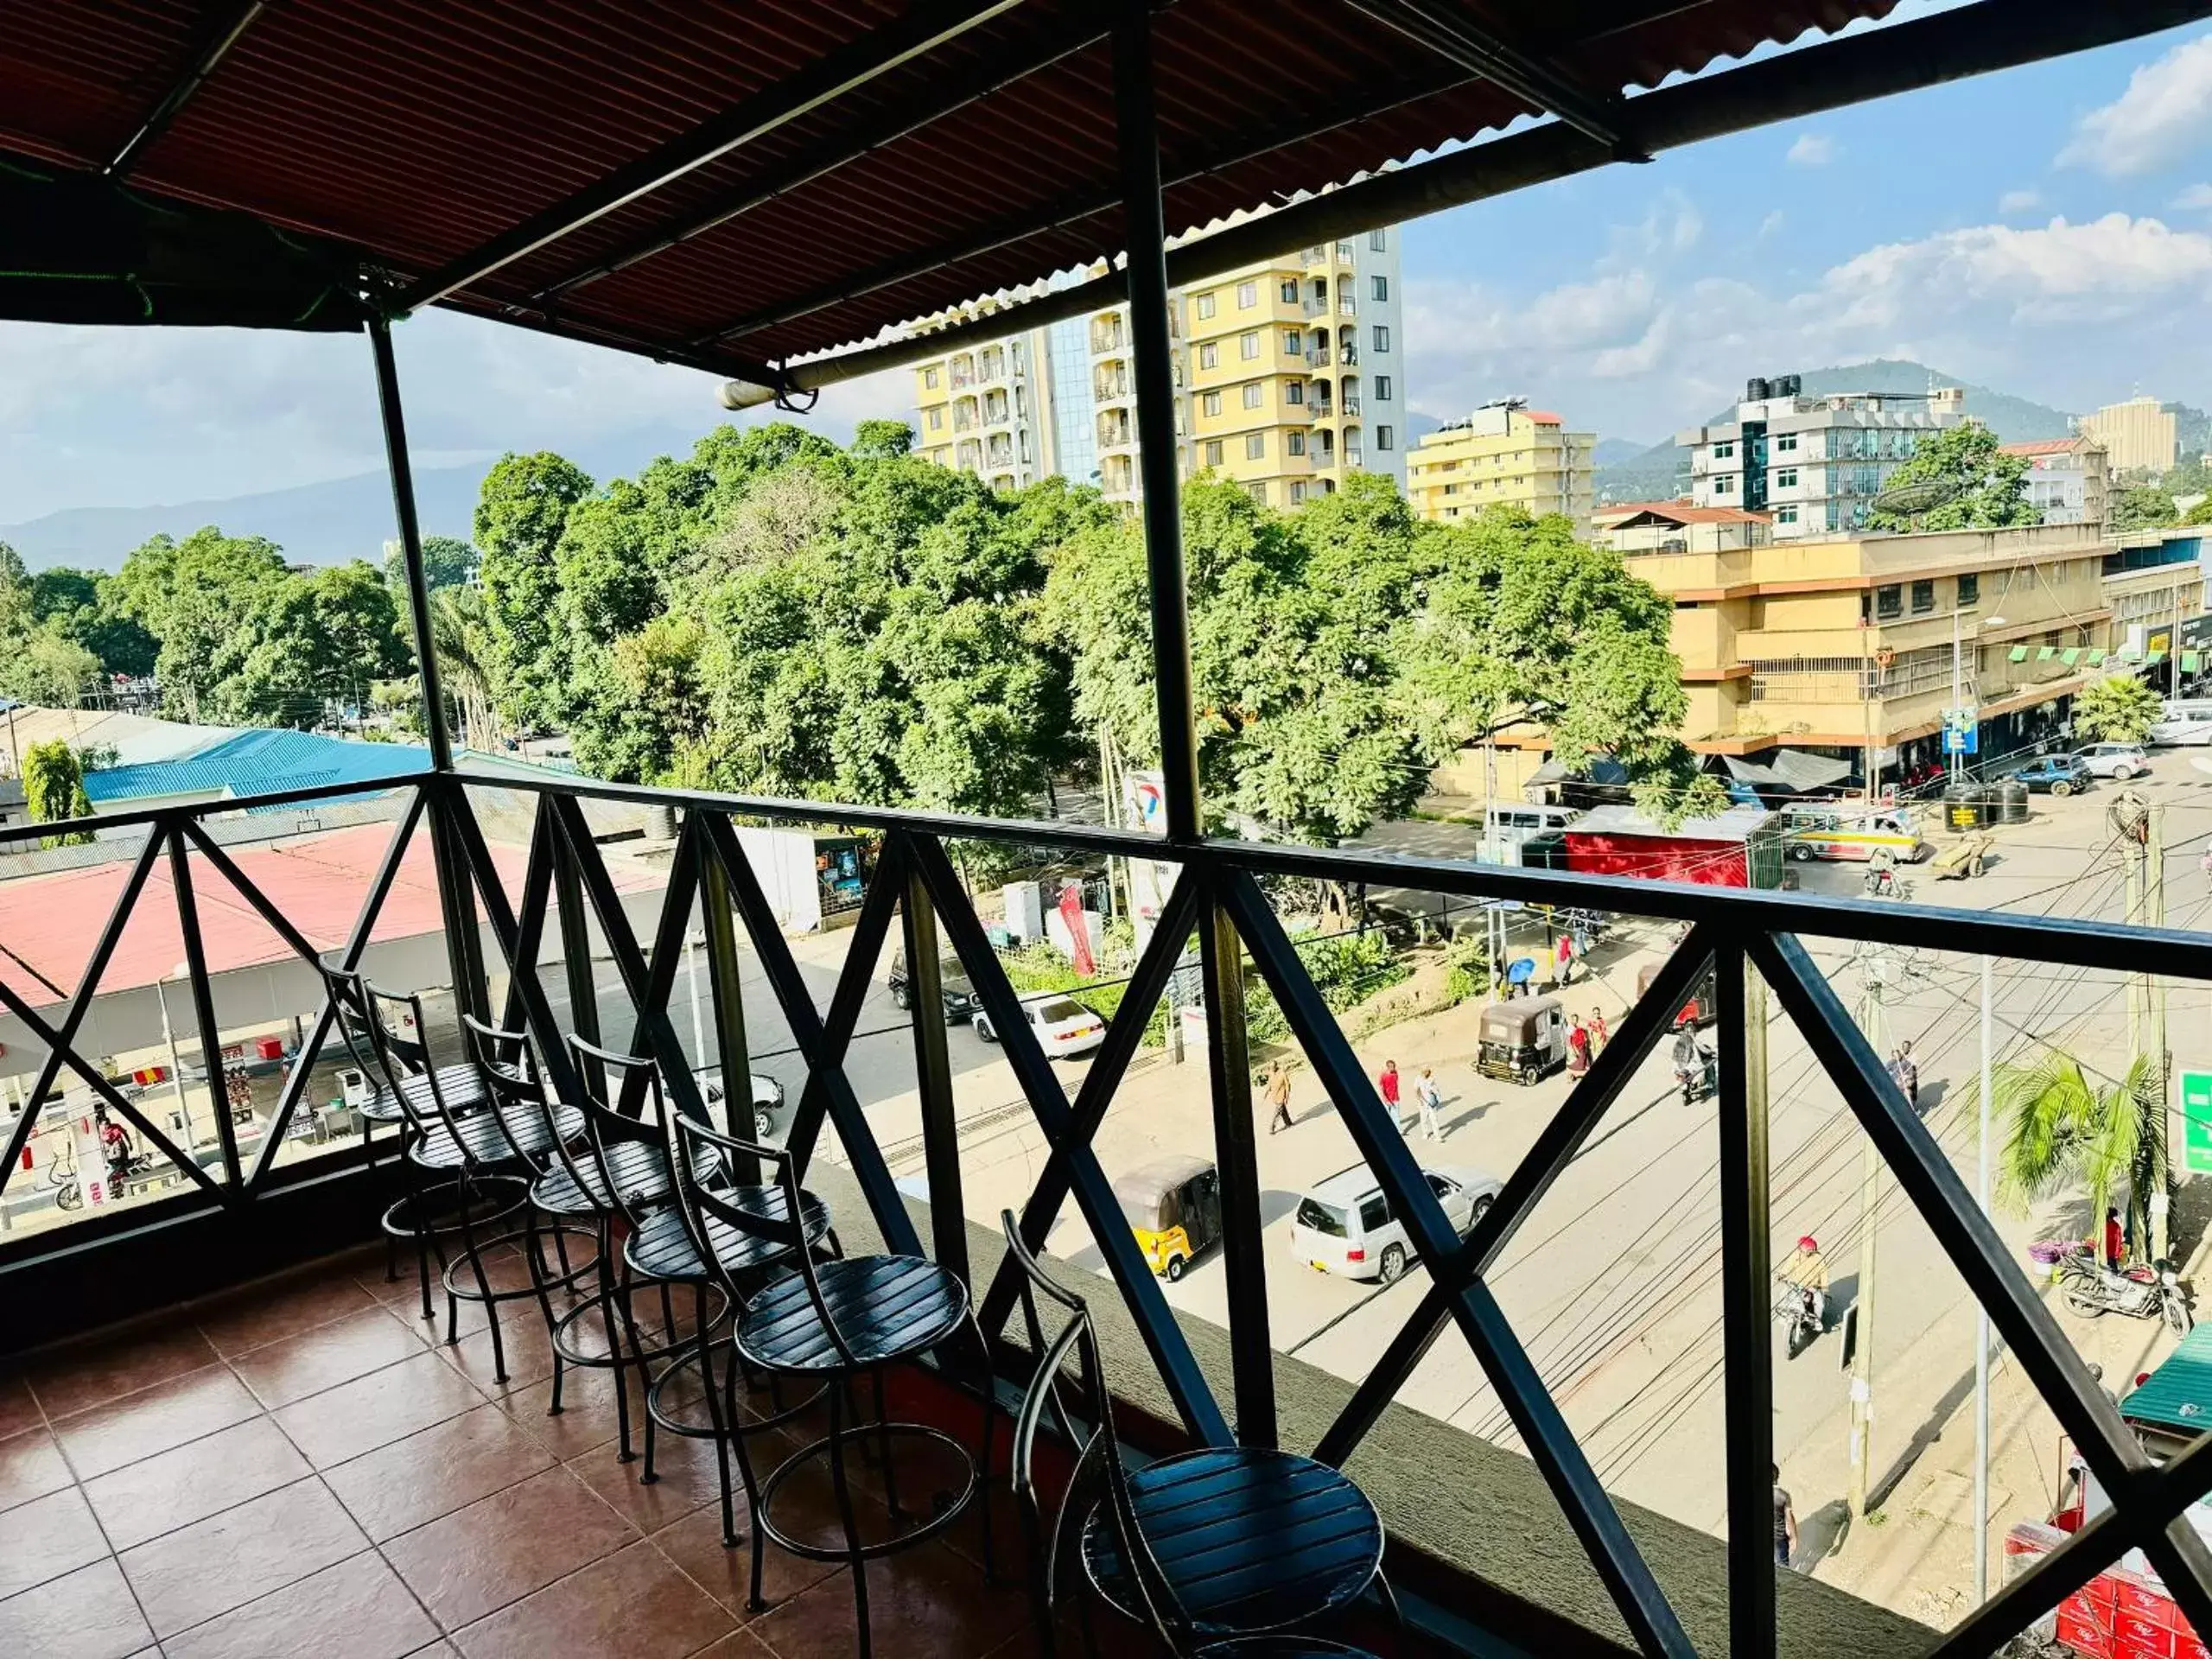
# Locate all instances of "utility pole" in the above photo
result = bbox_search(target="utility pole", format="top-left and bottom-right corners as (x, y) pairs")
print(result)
(2150, 801), (2171, 1263)
(1848, 939), (1888, 1519)
(1974, 951), (1993, 1604)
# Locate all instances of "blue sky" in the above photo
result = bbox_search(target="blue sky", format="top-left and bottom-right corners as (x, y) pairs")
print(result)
(7, 6), (2212, 522)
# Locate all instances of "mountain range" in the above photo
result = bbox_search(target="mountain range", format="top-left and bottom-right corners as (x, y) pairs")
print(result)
(1592, 358), (2080, 505)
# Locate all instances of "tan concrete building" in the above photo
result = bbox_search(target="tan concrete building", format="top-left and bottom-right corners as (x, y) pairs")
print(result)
(2078, 395), (2177, 475)
(1624, 523), (2117, 777)
(1592, 501), (1773, 555)
(1407, 405), (1595, 534)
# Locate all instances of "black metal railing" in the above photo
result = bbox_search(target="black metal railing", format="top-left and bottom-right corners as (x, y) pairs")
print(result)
(1, 763), (2209, 1658)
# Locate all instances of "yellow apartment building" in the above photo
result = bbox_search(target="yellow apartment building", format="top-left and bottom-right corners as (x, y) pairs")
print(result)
(1624, 523), (2120, 778)
(1406, 405), (1596, 536)
(2078, 395), (2177, 475)
(912, 221), (1407, 509)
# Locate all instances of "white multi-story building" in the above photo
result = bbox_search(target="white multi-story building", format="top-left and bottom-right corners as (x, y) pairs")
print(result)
(1999, 435), (2110, 531)
(912, 218), (1405, 508)
(1675, 373), (1967, 540)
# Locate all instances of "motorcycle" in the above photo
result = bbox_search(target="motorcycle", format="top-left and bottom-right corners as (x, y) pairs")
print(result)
(1674, 1045), (1716, 1105)
(2063, 1258), (2192, 1336)
(1774, 1281), (1825, 1359)
(1862, 865), (1913, 900)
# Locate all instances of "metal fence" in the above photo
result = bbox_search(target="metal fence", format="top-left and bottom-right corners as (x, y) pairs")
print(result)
(1, 764), (2209, 1659)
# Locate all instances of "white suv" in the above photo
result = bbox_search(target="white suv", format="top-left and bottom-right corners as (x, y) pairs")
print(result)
(1288, 1163), (1502, 1284)
(2070, 743), (2150, 780)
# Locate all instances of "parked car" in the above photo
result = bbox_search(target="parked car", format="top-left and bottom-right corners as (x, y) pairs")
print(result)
(973, 995), (1106, 1058)
(1288, 1163), (1503, 1285)
(887, 947), (982, 1025)
(2069, 743), (2149, 781)
(696, 1069), (785, 1139)
(2012, 754), (2094, 797)
(2149, 704), (2212, 747)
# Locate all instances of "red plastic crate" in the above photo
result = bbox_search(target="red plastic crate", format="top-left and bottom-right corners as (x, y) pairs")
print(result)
(2171, 1628), (2208, 1659)
(2119, 1611), (2177, 1659)
(2117, 1579), (2175, 1626)
(2063, 1603), (2119, 1658)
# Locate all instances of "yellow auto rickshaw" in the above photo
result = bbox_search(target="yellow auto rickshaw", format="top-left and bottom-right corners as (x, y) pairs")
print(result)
(1113, 1154), (1222, 1282)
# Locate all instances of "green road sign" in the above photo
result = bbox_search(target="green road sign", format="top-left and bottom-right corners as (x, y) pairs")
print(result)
(2184, 1069), (2212, 1174)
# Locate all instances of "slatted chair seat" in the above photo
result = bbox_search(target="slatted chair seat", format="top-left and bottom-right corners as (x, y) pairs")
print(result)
(736, 1255), (969, 1374)
(360, 1064), (485, 1124)
(410, 1100), (586, 1172)
(1198, 1641), (1377, 1658)
(1082, 1448), (1384, 1637)
(529, 1136), (709, 1217)
(625, 1186), (831, 1283)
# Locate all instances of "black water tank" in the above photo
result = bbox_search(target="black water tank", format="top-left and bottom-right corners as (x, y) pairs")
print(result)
(1745, 377), (1770, 403)
(1942, 782), (1988, 832)
(1780, 373), (1802, 397)
(1998, 779), (2029, 825)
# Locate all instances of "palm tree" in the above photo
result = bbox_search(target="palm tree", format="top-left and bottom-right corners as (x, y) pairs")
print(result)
(1997, 1052), (2165, 1261)
(426, 587), (497, 753)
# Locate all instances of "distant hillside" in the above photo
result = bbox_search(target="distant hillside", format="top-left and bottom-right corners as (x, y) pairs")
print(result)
(1593, 437), (1652, 468)
(1593, 359), (2078, 506)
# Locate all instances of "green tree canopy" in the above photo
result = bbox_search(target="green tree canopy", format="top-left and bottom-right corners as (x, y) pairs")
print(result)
(383, 534), (479, 595)
(474, 451), (594, 728)
(22, 738), (93, 846)
(111, 527), (291, 715)
(2111, 483), (2180, 533)
(1865, 423), (2039, 531)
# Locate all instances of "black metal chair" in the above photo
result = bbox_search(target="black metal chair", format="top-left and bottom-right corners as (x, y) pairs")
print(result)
(316, 962), (486, 1315)
(360, 984), (582, 1382)
(666, 1106), (995, 1659)
(1000, 1210), (1393, 1659)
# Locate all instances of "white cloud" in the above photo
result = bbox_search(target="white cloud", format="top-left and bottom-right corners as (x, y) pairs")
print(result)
(1999, 189), (2042, 213)
(2173, 183), (2212, 211)
(1786, 134), (1838, 167)
(2059, 32), (2212, 176)
(1757, 210), (1787, 241)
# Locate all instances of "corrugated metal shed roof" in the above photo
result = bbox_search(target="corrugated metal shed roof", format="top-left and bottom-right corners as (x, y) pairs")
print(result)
(2123, 1323), (2212, 1433)
(0, 1), (1907, 375)
(84, 728), (432, 804)
(1565, 804), (1778, 842)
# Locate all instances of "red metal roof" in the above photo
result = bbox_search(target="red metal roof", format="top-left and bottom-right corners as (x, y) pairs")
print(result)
(0, 1), (1905, 375)
(1999, 438), (2089, 457)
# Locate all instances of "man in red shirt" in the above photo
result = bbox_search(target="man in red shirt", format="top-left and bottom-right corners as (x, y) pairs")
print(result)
(2104, 1205), (2125, 1273)
(1377, 1059), (1403, 1130)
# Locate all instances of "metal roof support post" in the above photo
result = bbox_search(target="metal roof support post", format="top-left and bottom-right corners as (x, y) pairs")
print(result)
(1112, 0), (1199, 844)
(368, 310), (454, 773)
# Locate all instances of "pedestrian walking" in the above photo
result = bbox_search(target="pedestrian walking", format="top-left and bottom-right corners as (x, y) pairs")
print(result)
(1554, 931), (1576, 987)
(2104, 1205), (2126, 1273)
(1566, 1014), (1592, 1079)
(1886, 1041), (1918, 1110)
(1773, 1465), (1798, 1569)
(1265, 1060), (1294, 1135)
(1377, 1058), (1404, 1131)
(1414, 1067), (1444, 1141)
(2201, 844), (2212, 895)
(1589, 1009), (1610, 1056)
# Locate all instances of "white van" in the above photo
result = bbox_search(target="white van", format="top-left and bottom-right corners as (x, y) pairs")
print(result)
(2150, 703), (2212, 747)
(1482, 803), (1581, 865)
(1288, 1162), (1503, 1284)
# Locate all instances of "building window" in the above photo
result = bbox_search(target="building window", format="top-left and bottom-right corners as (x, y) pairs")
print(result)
(1777, 433), (1798, 453)
(1204, 440), (1224, 467)
(1242, 382), (1263, 409)
(1281, 328), (1302, 354)
(1287, 431), (1306, 456)
(1777, 505), (1797, 524)
(1714, 475), (1734, 493)
(924, 366), (940, 390)
(1372, 324), (1390, 352)
(1376, 425), (1394, 450)
(1876, 583), (1902, 620)
(1202, 390), (1222, 416)
(1246, 432), (1267, 460)
(1236, 280), (1257, 308)
(1290, 481), (1307, 505)
(1249, 481), (1268, 504)
(1776, 467), (1798, 488)
(1713, 441), (1735, 460)
(1287, 380), (1305, 404)
(1239, 331), (1261, 360)
(1375, 375), (1393, 400)
(1196, 291), (1217, 319)
(1370, 228), (1387, 251)
(1371, 275), (1389, 302)
(927, 408), (943, 430)
(1910, 579), (1935, 614)
(1280, 279), (1299, 303)
(1958, 572), (1980, 607)
(1198, 342), (1218, 369)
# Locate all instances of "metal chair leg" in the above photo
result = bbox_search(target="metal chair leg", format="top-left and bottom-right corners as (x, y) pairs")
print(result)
(969, 1313), (998, 1585)
(452, 1171), (509, 1384)
(599, 1234), (636, 1462)
(694, 1284), (738, 1548)
(872, 1367), (905, 1518)
(827, 1376), (875, 1659)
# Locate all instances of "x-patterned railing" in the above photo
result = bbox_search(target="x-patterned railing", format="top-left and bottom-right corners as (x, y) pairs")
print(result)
(4, 761), (2211, 1659)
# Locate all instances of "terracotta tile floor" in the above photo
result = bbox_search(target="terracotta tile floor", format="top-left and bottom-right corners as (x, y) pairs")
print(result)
(0, 1243), (1127, 1659)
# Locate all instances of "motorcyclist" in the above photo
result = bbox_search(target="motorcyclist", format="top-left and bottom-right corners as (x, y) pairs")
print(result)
(1778, 1235), (1828, 1332)
(1671, 1024), (1710, 1100)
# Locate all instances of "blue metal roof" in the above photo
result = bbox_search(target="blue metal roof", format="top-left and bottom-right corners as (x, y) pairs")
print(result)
(84, 728), (431, 805)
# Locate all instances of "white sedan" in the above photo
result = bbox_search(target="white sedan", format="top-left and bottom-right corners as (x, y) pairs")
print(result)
(973, 995), (1108, 1058)
(2071, 743), (2149, 780)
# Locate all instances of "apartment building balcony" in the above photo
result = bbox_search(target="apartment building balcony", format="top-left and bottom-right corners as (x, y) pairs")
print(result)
(1304, 343), (1332, 367)
(1342, 393), (1363, 417)
(1096, 411), (1134, 448)
(1089, 321), (1127, 354)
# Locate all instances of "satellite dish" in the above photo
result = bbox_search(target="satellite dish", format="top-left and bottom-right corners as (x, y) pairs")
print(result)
(1871, 477), (1962, 517)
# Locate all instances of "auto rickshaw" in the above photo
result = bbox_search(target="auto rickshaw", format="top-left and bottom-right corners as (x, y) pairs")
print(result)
(1637, 958), (1719, 1028)
(1113, 1154), (1222, 1281)
(1475, 995), (1568, 1085)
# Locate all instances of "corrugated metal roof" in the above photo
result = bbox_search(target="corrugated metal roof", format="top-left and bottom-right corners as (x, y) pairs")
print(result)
(0, 1), (1905, 376)
(2123, 1323), (2212, 1433)
(84, 728), (432, 804)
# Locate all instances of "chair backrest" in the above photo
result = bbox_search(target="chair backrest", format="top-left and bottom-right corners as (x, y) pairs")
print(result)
(458, 1010), (556, 1173)
(664, 1107), (856, 1367)
(999, 1211), (1189, 1656)
(316, 961), (392, 1092)
(360, 982), (472, 1145)
(563, 1033), (694, 1230)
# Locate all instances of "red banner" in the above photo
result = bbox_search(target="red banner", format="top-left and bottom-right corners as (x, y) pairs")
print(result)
(1058, 881), (1095, 977)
